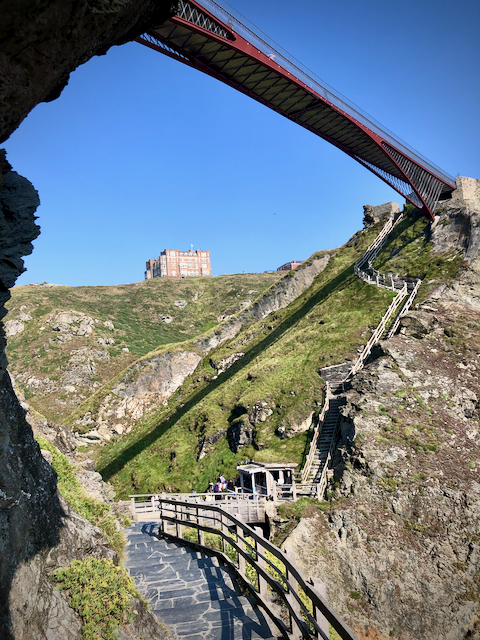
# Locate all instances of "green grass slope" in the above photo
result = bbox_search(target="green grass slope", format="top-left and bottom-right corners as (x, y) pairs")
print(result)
(5, 273), (282, 422)
(96, 209), (466, 497)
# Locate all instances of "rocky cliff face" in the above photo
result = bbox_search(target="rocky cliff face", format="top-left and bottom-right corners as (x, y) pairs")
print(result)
(282, 203), (480, 640)
(0, 151), (61, 637)
(0, 0), (176, 144)
(433, 200), (480, 310)
(74, 252), (331, 442)
(0, 1), (174, 637)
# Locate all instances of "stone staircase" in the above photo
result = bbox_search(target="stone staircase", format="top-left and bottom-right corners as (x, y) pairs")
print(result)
(124, 521), (280, 640)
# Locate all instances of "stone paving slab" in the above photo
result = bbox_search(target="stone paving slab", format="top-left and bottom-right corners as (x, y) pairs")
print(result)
(124, 522), (280, 640)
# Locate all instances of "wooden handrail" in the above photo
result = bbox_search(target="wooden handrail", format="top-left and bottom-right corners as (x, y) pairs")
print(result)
(347, 282), (407, 379)
(386, 278), (422, 338)
(154, 497), (360, 640)
(300, 383), (331, 484)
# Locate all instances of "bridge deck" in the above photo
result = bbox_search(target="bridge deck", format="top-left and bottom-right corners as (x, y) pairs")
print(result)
(138, 0), (455, 219)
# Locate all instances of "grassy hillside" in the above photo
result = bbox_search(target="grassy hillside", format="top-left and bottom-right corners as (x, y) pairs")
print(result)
(95, 209), (466, 497)
(5, 273), (282, 421)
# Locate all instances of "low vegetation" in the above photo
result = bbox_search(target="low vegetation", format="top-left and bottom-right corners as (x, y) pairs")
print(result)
(35, 436), (125, 556)
(96, 217), (400, 495)
(51, 557), (141, 640)
(6, 273), (281, 421)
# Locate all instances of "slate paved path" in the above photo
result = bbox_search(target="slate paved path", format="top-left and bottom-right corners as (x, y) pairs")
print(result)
(124, 522), (280, 640)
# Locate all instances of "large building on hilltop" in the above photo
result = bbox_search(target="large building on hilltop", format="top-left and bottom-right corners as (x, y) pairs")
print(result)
(145, 248), (211, 279)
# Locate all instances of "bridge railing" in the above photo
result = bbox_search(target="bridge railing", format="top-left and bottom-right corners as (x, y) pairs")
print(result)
(192, 0), (454, 186)
(155, 496), (360, 640)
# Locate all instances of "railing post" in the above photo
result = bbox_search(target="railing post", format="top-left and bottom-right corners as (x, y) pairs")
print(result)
(198, 504), (205, 545)
(221, 511), (229, 554)
(311, 577), (330, 639)
(175, 503), (183, 539)
(130, 497), (136, 519)
(292, 481), (297, 501)
(254, 526), (268, 601)
(284, 548), (303, 640)
(158, 499), (165, 535)
(236, 518), (246, 578)
(151, 495), (155, 513)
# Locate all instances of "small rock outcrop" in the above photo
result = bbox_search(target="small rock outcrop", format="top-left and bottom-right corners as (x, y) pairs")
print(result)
(228, 414), (257, 453)
(363, 202), (399, 228)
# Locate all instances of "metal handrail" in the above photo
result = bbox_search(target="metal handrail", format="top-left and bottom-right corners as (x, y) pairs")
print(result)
(155, 497), (360, 640)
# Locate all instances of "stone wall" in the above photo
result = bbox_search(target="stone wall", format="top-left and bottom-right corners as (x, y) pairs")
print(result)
(449, 176), (480, 212)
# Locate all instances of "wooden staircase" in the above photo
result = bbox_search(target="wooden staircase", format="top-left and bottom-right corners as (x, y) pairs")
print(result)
(296, 211), (424, 501)
(296, 383), (345, 498)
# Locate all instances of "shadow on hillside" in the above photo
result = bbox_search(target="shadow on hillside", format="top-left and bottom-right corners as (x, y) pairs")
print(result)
(373, 214), (427, 272)
(99, 261), (357, 481)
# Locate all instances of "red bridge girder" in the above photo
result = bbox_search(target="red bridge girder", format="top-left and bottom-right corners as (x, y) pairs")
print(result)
(137, 0), (456, 220)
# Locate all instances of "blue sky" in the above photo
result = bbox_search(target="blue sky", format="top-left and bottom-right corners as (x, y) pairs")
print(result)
(5, 0), (479, 286)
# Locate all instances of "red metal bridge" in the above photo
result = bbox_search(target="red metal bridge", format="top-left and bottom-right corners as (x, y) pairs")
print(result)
(137, 0), (456, 220)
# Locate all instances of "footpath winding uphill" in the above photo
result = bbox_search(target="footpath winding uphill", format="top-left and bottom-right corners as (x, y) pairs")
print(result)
(124, 522), (279, 640)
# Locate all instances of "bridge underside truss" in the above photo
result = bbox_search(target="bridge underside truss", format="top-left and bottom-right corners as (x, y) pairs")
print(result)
(137, 0), (456, 220)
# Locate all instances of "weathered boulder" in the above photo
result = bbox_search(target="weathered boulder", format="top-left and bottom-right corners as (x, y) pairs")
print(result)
(49, 313), (96, 337)
(275, 412), (313, 439)
(399, 310), (438, 338)
(248, 400), (273, 425)
(4, 319), (25, 336)
(228, 415), (256, 453)
(210, 352), (244, 374)
(197, 429), (228, 461)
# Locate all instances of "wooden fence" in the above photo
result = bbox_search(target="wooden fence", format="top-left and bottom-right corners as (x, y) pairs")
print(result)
(155, 496), (360, 640)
